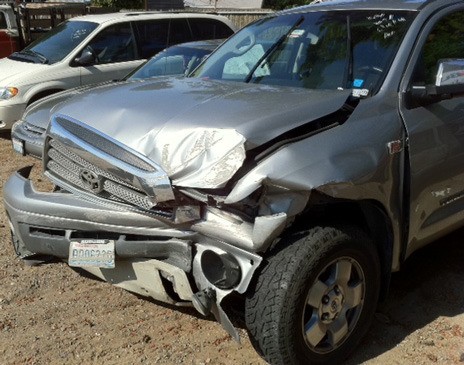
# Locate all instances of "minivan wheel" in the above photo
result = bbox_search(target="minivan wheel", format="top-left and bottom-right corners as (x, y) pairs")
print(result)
(245, 226), (380, 365)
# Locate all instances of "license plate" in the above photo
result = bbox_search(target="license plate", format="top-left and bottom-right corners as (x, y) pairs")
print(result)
(12, 138), (24, 155)
(69, 240), (115, 269)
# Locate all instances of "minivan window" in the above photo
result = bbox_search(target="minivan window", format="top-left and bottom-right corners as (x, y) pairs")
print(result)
(134, 19), (170, 59)
(85, 22), (136, 64)
(189, 18), (234, 40)
(193, 11), (414, 94)
(168, 19), (193, 45)
(15, 21), (98, 64)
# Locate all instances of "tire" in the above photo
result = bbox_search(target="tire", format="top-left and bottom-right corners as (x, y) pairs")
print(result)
(245, 226), (381, 365)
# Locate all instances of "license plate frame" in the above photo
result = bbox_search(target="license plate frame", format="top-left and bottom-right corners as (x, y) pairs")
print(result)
(12, 137), (24, 156)
(68, 240), (115, 269)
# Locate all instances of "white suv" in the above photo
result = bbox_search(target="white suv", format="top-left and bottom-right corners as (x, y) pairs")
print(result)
(0, 12), (235, 129)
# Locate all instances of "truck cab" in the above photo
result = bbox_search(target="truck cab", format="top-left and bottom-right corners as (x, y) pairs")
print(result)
(0, 3), (19, 58)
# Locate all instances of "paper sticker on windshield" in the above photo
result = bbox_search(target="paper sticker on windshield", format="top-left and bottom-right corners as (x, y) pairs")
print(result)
(352, 89), (369, 98)
(289, 29), (305, 38)
(353, 79), (364, 87)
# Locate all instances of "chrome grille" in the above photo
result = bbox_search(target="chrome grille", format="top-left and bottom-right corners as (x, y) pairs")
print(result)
(48, 140), (139, 191)
(46, 139), (156, 210)
(54, 116), (156, 172)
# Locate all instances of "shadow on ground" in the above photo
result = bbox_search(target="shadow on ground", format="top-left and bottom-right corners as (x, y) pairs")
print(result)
(347, 228), (464, 363)
(65, 225), (464, 363)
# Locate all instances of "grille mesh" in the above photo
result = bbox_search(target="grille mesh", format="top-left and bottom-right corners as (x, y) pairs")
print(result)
(47, 139), (155, 210)
(49, 140), (141, 192)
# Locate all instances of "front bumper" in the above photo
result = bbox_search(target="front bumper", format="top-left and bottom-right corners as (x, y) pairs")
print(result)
(11, 119), (45, 158)
(0, 102), (26, 130)
(4, 167), (195, 262)
(4, 167), (262, 340)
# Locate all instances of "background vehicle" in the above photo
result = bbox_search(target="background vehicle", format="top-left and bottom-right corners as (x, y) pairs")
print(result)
(6, 1), (464, 364)
(0, 3), (19, 58)
(11, 39), (223, 158)
(0, 12), (234, 130)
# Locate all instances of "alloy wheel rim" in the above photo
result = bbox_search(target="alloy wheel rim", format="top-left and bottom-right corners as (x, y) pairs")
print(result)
(302, 256), (365, 354)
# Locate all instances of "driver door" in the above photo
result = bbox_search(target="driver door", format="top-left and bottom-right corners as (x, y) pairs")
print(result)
(400, 7), (464, 255)
(78, 22), (144, 85)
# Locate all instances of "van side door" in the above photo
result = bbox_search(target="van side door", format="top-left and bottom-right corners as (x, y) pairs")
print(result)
(133, 19), (169, 59)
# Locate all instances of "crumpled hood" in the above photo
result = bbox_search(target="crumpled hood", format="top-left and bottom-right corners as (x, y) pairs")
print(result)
(0, 58), (47, 84)
(54, 77), (352, 188)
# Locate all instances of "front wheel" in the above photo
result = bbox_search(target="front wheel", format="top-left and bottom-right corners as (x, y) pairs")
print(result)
(245, 226), (380, 365)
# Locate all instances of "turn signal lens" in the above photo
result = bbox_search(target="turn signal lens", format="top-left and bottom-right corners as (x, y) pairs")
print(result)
(0, 87), (19, 100)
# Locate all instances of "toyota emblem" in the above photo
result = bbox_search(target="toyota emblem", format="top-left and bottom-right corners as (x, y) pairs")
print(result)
(79, 169), (104, 193)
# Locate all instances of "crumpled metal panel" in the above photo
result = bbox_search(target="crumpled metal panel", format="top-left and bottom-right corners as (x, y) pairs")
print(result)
(192, 207), (288, 251)
(140, 127), (246, 188)
(51, 78), (351, 188)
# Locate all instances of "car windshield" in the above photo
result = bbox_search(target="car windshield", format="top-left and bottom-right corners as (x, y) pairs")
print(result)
(9, 20), (98, 65)
(128, 44), (216, 80)
(193, 11), (414, 95)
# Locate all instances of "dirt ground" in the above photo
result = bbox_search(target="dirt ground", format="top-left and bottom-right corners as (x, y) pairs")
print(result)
(0, 134), (464, 365)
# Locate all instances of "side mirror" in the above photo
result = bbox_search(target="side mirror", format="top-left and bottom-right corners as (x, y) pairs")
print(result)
(407, 59), (464, 108)
(73, 49), (96, 67)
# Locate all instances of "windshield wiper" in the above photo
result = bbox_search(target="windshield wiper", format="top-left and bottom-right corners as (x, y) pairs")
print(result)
(8, 51), (33, 63)
(244, 15), (305, 83)
(22, 50), (49, 64)
(9, 50), (49, 64)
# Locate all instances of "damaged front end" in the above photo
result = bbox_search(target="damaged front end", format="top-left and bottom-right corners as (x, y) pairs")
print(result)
(5, 114), (312, 340)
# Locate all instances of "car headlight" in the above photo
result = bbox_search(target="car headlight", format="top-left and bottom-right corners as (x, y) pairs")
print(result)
(0, 87), (19, 100)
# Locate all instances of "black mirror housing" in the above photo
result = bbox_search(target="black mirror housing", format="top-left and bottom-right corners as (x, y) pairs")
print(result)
(406, 59), (464, 108)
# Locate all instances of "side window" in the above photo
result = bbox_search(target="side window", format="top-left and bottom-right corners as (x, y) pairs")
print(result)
(413, 11), (464, 85)
(188, 18), (234, 40)
(0, 12), (7, 29)
(168, 19), (193, 46)
(86, 22), (136, 64)
(134, 19), (169, 58)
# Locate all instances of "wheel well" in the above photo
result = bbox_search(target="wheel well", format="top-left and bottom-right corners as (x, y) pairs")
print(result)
(27, 89), (63, 106)
(282, 196), (393, 302)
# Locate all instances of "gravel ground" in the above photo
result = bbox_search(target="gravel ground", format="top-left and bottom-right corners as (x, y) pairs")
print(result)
(0, 134), (463, 365)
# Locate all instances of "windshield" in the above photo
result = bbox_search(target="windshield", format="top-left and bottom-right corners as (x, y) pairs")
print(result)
(128, 44), (216, 80)
(9, 21), (98, 64)
(193, 11), (414, 95)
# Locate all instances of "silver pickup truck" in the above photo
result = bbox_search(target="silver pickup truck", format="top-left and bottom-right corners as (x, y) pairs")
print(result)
(5, 0), (464, 364)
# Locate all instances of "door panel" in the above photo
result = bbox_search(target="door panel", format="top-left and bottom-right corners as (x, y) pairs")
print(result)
(401, 9), (464, 254)
(78, 22), (142, 85)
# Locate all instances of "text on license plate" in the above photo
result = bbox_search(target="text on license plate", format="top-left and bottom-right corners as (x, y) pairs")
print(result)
(68, 240), (115, 269)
